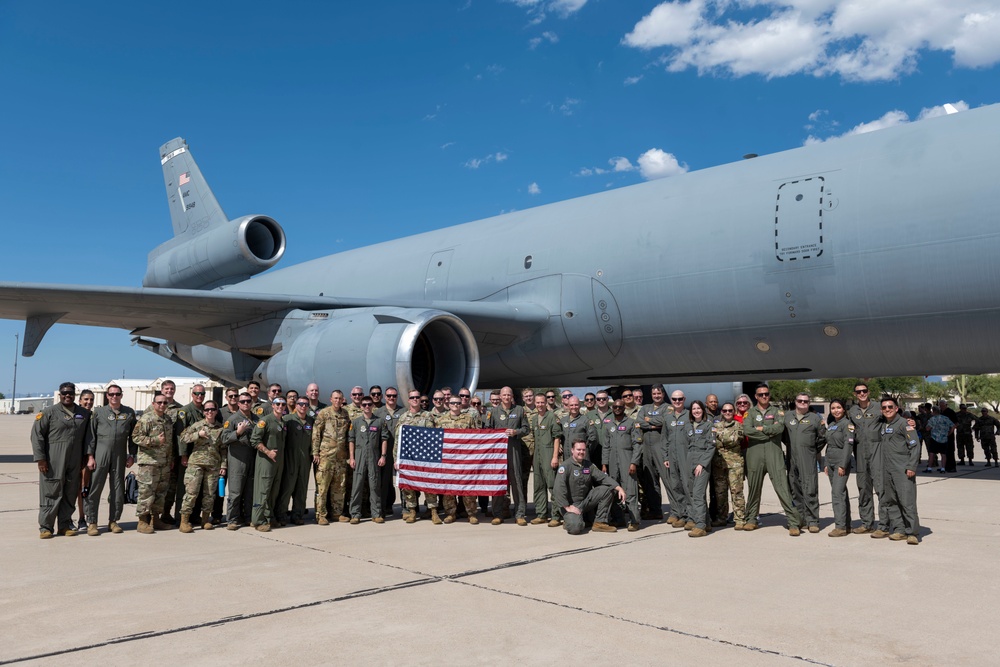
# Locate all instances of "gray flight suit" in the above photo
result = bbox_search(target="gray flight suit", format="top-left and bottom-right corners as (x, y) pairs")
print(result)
(661, 409), (692, 523)
(483, 404), (529, 520)
(530, 410), (563, 520)
(879, 414), (921, 536)
(278, 413), (314, 523)
(84, 404), (137, 526)
(602, 416), (642, 526)
(349, 415), (387, 519)
(31, 403), (91, 533)
(636, 403), (667, 518)
(824, 417), (855, 530)
(682, 419), (717, 530)
(849, 402), (893, 531)
(375, 404), (403, 514)
(250, 413), (286, 526)
(560, 413), (599, 465)
(743, 405), (800, 528)
(222, 411), (255, 525)
(553, 457), (618, 535)
(785, 410), (827, 529)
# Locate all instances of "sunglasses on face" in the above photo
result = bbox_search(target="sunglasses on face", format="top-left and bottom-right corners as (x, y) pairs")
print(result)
(107, 392), (122, 397)
(352, 392), (363, 396)
(154, 401), (168, 405)
(192, 392), (205, 396)
(204, 407), (218, 412)
(238, 399), (251, 404)
(371, 392), (381, 396)
(385, 393), (397, 398)
(361, 402), (373, 407)
(721, 408), (735, 413)
(756, 392), (770, 397)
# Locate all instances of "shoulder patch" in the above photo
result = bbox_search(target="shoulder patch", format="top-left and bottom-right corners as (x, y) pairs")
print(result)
(255, 407), (264, 415)
(557, 465), (565, 474)
(35, 412), (43, 420)
(178, 410), (185, 418)
(257, 420), (266, 428)
(223, 421), (230, 428)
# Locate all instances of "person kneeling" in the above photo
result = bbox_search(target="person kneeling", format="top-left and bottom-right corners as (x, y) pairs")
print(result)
(555, 440), (626, 535)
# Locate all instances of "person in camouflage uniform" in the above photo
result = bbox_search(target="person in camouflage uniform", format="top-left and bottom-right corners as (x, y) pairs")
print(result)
(710, 403), (746, 529)
(132, 393), (175, 534)
(436, 398), (483, 524)
(955, 404), (977, 465)
(395, 391), (439, 523)
(178, 400), (227, 532)
(250, 398), (287, 531)
(148, 380), (184, 525)
(312, 390), (352, 525)
(975, 407), (1000, 466)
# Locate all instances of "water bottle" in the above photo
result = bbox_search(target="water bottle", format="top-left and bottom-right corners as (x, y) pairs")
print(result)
(218, 476), (226, 498)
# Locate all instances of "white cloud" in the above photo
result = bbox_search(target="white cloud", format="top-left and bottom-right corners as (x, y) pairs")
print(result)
(508, 0), (588, 23)
(610, 156), (634, 172)
(804, 100), (970, 143)
(528, 182), (541, 194)
(624, 74), (644, 85)
(637, 148), (688, 180)
(529, 30), (560, 49)
(623, 1), (1000, 81)
(578, 150), (687, 180)
(547, 97), (580, 115)
(464, 152), (510, 169)
(441, 141), (455, 150)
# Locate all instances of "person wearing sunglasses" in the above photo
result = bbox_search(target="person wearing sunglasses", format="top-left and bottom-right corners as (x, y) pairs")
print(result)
(278, 397), (315, 525)
(222, 392), (256, 530)
(394, 391), (439, 523)
(784, 393), (827, 534)
(877, 397), (922, 545)
(31, 382), (91, 539)
(177, 400), (227, 533)
(435, 397), (482, 525)
(636, 385), (668, 523)
(743, 384), (801, 535)
(711, 403), (746, 530)
(375, 388), (403, 517)
(661, 390), (691, 529)
(83, 383), (137, 536)
(347, 386), (366, 421)
(249, 397), (288, 532)
(131, 392), (176, 534)
(169, 384), (207, 523)
(348, 397), (388, 524)
(147, 380), (184, 527)
(848, 382), (893, 535)
(601, 398), (642, 531)
(369, 386), (384, 410)
(221, 387), (241, 421)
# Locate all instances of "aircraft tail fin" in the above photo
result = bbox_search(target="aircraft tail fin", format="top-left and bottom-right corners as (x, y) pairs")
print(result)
(159, 138), (228, 238)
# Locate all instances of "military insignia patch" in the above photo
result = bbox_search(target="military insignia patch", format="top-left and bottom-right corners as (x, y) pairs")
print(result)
(35, 412), (42, 420)
(178, 410), (185, 419)
(755, 415), (763, 422)
(223, 421), (230, 428)
(257, 420), (266, 428)
(557, 466), (565, 474)
(255, 407), (264, 415)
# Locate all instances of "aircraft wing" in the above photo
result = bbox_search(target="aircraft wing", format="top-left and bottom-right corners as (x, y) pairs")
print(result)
(0, 282), (549, 356)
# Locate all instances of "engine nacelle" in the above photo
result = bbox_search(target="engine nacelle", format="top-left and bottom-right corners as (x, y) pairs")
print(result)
(143, 215), (286, 289)
(261, 308), (480, 396)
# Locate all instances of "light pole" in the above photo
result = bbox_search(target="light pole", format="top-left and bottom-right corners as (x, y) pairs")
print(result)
(11, 333), (17, 414)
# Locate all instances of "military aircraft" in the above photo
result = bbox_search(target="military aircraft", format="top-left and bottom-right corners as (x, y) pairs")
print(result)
(0, 104), (997, 395)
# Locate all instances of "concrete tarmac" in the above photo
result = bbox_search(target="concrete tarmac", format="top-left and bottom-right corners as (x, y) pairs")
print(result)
(1, 413), (997, 665)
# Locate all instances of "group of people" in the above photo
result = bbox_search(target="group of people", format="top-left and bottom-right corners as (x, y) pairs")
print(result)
(29, 378), (926, 543)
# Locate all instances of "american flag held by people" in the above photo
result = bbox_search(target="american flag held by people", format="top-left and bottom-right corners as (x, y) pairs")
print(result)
(397, 425), (508, 496)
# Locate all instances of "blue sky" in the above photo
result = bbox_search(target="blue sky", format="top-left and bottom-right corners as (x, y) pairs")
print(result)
(0, 0), (997, 394)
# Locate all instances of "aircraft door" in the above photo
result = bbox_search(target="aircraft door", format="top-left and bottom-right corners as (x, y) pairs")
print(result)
(424, 250), (454, 300)
(560, 274), (622, 367)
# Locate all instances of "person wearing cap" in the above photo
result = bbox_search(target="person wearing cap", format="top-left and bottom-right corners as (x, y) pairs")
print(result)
(177, 400), (227, 533)
(955, 403), (977, 465)
(975, 408), (1000, 467)
(249, 396), (287, 531)
(31, 382), (91, 538)
(168, 384), (207, 522)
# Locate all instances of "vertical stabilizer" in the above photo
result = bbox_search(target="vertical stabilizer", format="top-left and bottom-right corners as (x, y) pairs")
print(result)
(159, 138), (228, 238)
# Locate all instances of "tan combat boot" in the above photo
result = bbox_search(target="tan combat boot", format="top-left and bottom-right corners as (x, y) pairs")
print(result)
(137, 514), (154, 534)
(591, 522), (617, 533)
(404, 510), (416, 523)
(108, 521), (123, 534)
(153, 515), (173, 531)
(431, 508), (443, 525)
(202, 513), (214, 530)
(179, 514), (194, 533)
(688, 527), (708, 538)
(87, 523), (100, 537)
(443, 514), (456, 524)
